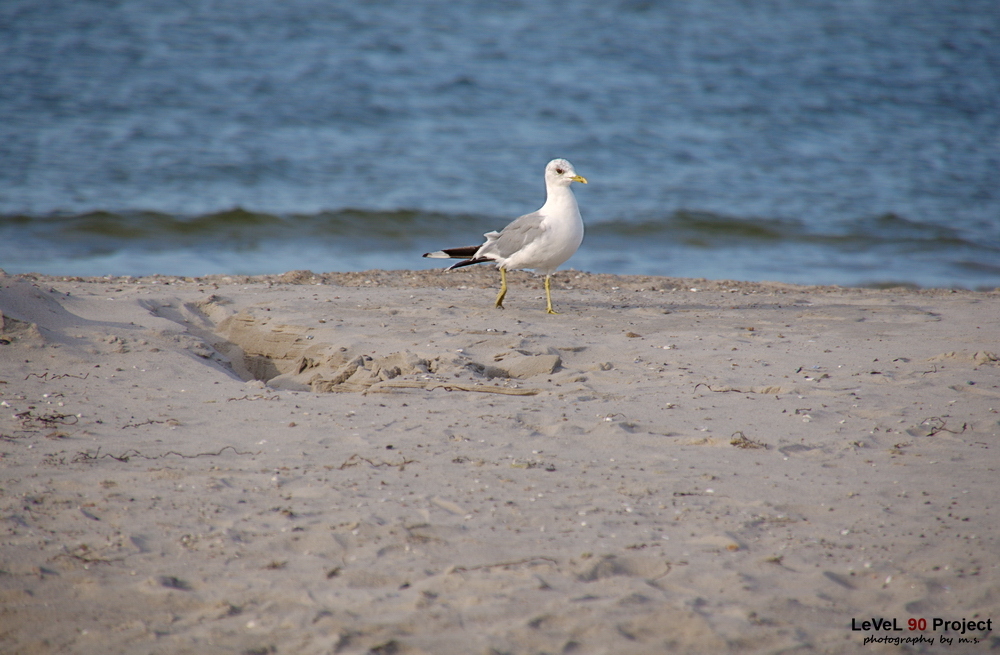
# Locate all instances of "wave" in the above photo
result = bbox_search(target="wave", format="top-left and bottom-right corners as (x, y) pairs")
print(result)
(3, 207), (993, 252)
(0, 208), (479, 246)
(592, 210), (995, 254)
(2, 208), (997, 286)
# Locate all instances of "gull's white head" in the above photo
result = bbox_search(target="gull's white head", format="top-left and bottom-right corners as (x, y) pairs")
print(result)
(545, 158), (588, 187)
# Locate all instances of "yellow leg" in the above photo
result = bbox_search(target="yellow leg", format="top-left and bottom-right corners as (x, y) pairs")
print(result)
(494, 267), (508, 309)
(545, 275), (559, 314)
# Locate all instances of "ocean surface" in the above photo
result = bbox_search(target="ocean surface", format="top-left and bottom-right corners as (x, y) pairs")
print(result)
(2, 0), (998, 288)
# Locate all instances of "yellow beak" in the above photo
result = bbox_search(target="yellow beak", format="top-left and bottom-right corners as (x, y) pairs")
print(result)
(571, 175), (588, 184)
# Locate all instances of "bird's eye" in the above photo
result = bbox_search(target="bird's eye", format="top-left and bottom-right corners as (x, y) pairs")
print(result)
(555, 168), (565, 175)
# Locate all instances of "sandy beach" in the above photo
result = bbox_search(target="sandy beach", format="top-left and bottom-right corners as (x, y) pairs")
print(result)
(1, 267), (998, 654)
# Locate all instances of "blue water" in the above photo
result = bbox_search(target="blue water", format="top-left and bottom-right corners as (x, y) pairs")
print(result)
(1, 0), (998, 288)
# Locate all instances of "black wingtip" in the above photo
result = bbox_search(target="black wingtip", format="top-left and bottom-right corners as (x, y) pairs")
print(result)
(445, 246), (481, 258)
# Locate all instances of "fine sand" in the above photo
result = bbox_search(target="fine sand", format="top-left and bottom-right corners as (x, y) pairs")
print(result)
(1, 267), (998, 654)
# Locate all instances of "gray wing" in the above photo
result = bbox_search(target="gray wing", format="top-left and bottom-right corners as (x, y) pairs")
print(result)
(479, 211), (545, 259)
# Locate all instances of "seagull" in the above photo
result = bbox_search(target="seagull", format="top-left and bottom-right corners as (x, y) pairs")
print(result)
(423, 158), (587, 314)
